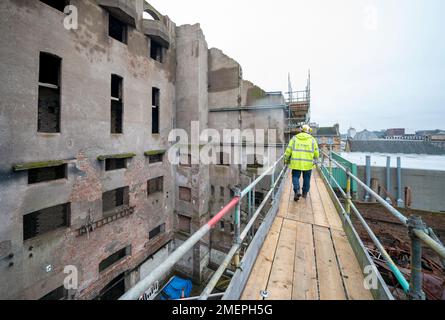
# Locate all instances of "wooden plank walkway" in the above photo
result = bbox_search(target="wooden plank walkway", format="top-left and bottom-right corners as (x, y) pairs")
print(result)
(241, 170), (373, 300)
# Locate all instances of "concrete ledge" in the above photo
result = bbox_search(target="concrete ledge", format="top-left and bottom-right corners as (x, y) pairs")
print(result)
(144, 150), (166, 157)
(97, 0), (137, 27)
(13, 160), (65, 171)
(97, 153), (136, 161)
(142, 20), (170, 49)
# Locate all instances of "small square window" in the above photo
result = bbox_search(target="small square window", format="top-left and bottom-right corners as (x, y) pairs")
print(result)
(149, 154), (163, 164)
(28, 164), (67, 184)
(179, 187), (192, 202)
(24, 203), (70, 241)
(102, 187), (129, 216)
(149, 223), (165, 240)
(147, 177), (163, 196)
(99, 246), (131, 273)
(178, 215), (191, 234)
(105, 158), (126, 171)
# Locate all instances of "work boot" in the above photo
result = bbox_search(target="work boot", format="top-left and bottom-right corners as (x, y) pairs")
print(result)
(302, 193), (308, 199)
(294, 193), (301, 202)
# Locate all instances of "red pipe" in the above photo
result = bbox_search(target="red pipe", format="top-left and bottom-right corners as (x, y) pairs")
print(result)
(208, 197), (240, 228)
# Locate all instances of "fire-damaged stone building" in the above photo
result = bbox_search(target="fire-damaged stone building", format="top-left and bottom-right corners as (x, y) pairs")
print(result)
(0, 0), (285, 299)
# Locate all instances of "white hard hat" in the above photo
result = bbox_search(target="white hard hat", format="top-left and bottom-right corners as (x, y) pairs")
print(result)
(302, 125), (312, 133)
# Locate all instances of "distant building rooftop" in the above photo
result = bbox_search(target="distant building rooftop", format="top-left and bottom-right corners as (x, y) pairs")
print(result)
(346, 140), (445, 155)
(353, 130), (379, 141)
(313, 124), (340, 137)
(315, 127), (338, 136)
(340, 152), (445, 171)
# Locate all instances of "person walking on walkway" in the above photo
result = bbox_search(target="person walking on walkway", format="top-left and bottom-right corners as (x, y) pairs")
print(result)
(284, 125), (319, 201)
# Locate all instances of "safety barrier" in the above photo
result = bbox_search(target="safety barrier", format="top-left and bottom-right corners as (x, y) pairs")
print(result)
(320, 150), (445, 300)
(119, 155), (286, 300)
(320, 151), (358, 195)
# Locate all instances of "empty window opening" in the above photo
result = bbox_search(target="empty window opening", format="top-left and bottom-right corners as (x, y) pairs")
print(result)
(180, 153), (192, 167)
(178, 215), (191, 234)
(105, 158), (126, 171)
(179, 187), (192, 202)
(220, 187), (224, 198)
(99, 246), (131, 273)
(220, 221), (225, 231)
(40, 0), (69, 12)
(109, 14), (127, 44)
(150, 39), (164, 63)
(147, 177), (163, 196)
(102, 187), (129, 216)
(255, 192), (264, 206)
(149, 154), (163, 164)
(247, 154), (264, 168)
(111, 75), (123, 134)
(96, 273), (126, 300)
(39, 286), (68, 300)
(211, 185), (215, 197)
(38, 52), (61, 133)
(217, 152), (230, 166)
(23, 203), (70, 241)
(152, 88), (160, 134)
(149, 223), (166, 240)
(230, 189), (235, 198)
(28, 164), (67, 184)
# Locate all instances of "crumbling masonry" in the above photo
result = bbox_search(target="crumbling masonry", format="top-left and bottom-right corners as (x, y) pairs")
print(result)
(0, 0), (285, 299)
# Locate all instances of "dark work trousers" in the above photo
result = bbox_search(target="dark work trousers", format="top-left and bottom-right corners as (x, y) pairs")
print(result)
(292, 170), (312, 195)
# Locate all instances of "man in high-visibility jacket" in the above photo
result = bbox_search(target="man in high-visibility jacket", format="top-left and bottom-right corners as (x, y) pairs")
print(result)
(284, 125), (319, 201)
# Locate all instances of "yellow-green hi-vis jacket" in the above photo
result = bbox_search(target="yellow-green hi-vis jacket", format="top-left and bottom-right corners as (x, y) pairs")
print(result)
(284, 133), (320, 171)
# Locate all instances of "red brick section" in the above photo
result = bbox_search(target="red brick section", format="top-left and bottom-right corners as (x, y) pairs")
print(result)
(70, 152), (102, 203)
(58, 153), (174, 300)
(77, 233), (173, 300)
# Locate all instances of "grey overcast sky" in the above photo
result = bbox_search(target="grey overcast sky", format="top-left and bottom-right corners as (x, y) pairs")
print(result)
(147, 0), (445, 133)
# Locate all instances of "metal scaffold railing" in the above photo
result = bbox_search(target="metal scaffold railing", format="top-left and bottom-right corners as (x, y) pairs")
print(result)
(119, 155), (286, 300)
(319, 149), (445, 300)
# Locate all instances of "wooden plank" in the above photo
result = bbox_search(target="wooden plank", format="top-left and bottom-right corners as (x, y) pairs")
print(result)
(241, 217), (284, 300)
(331, 229), (373, 300)
(265, 219), (298, 300)
(286, 171), (314, 224)
(314, 225), (347, 300)
(293, 221), (319, 300)
(226, 187), (283, 300)
(314, 171), (343, 230)
(310, 174), (330, 228)
(277, 173), (292, 219)
(300, 194), (315, 224)
(287, 193), (304, 221)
